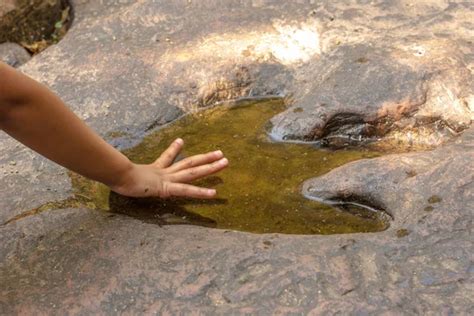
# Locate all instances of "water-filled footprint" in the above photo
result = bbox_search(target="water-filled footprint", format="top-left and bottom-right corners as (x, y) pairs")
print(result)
(107, 99), (390, 234)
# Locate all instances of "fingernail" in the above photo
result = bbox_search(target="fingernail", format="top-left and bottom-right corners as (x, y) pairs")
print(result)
(220, 158), (228, 165)
(214, 150), (223, 156)
(175, 138), (184, 145)
(208, 189), (216, 196)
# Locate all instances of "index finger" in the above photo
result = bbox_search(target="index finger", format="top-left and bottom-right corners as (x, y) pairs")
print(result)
(154, 138), (184, 168)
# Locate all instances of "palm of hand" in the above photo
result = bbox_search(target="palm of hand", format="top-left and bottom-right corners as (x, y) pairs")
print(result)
(111, 138), (228, 199)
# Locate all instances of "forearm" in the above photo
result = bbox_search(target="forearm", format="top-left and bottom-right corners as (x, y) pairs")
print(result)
(0, 62), (228, 199)
(0, 62), (132, 188)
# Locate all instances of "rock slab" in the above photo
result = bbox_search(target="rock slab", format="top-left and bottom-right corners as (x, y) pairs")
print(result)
(0, 0), (473, 314)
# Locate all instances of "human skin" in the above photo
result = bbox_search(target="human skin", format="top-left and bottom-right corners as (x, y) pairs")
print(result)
(0, 61), (228, 199)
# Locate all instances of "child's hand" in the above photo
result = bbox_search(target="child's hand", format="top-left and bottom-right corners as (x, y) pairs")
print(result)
(110, 138), (228, 199)
(1, 63), (227, 199)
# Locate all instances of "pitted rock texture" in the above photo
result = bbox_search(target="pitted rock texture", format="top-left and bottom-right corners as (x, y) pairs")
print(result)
(0, 0), (473, 314)
(1, 208), (472, 314)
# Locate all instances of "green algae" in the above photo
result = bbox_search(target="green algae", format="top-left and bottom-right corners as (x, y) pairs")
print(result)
(100, 99), (389, 234)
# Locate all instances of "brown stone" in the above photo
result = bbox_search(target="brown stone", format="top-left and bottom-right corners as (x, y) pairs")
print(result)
(0, 0), (472, 314)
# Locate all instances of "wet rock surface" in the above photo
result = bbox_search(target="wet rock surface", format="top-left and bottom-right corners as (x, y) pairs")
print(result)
(0, 0), (473, 313)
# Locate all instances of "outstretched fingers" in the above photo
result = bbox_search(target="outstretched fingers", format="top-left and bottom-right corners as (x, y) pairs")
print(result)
(167, 150), (224, 173)
(154, 138), (184, 168)
(169, 158), (228, 183)
(152, 141), (228, 199)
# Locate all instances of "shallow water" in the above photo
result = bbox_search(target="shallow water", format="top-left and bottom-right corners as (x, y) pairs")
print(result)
(101, 99), (389, 234)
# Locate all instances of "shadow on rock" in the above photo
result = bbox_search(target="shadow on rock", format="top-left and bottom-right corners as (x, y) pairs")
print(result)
(108, 192), (218, 228)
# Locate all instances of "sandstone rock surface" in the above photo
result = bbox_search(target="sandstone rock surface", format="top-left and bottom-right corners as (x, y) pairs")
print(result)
(0, 0), (473, 314)
(1, 206), (472, 314)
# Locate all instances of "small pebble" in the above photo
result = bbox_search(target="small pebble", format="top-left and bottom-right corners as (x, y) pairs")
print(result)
(396, 228), (410, 238)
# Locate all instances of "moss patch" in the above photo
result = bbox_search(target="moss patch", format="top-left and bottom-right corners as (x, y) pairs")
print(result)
(0, 0), (72, 54)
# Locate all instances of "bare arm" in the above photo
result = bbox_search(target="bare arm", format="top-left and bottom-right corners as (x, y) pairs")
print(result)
(0, 62), (228, 198)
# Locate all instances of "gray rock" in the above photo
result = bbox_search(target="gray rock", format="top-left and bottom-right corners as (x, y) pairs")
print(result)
(0, 42), (30, 67)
